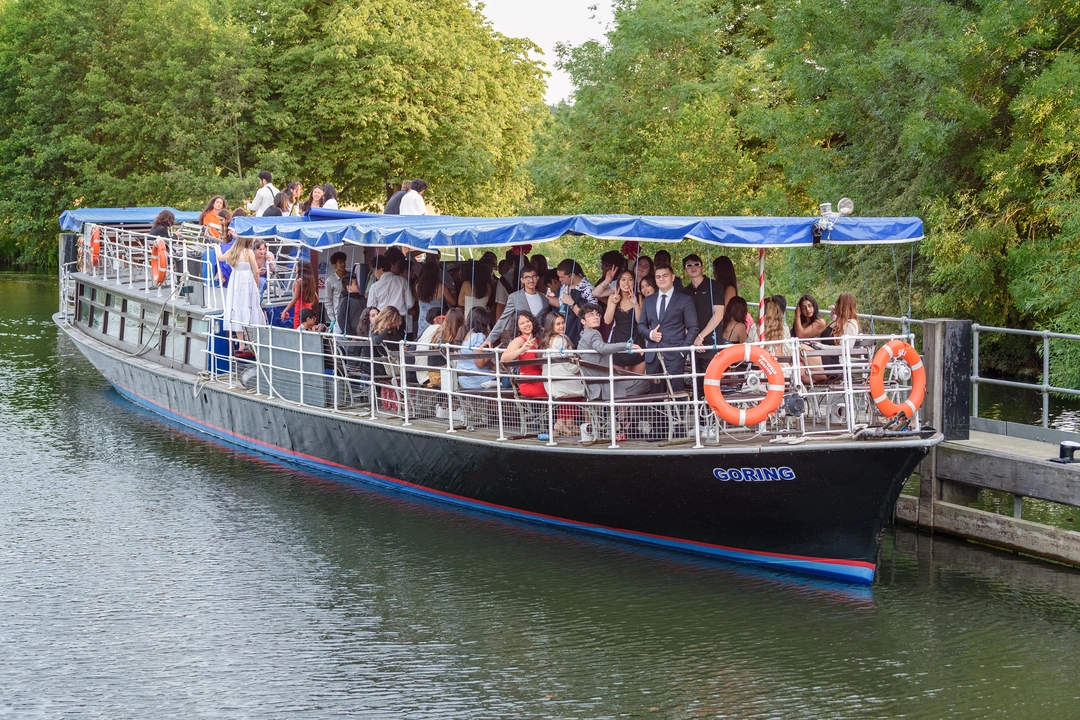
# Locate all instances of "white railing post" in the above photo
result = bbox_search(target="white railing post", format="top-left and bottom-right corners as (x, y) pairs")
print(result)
(971, 324), (980, 419)
(690, 349), (703, 448)
(608, 355), (617, 448)
(545, 352), (556, 446)
(400, 341), (411, 426)
(495, 347), (506, 441)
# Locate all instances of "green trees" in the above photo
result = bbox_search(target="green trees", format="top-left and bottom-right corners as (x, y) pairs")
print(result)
(0, 0), (545, 264)
(231, 0), (545, 217)
(531, 0), (1080, 354)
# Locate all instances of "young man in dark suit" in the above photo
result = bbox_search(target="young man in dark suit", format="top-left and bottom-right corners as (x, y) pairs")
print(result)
(636, 263), (699, 391)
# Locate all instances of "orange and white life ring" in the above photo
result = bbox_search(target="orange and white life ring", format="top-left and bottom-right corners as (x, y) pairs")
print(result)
(151, 238), (168, 285)
(89, 226), (101, 267)
(869, 340), (926, 420)
(703, 344), (785, 426)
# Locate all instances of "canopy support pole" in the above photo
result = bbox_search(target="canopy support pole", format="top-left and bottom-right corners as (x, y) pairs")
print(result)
(758, 248), (766, 323)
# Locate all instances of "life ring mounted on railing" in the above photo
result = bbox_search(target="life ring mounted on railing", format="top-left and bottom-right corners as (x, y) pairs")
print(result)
(703, 344), (785, 426)
(151, 238), (168, 285)
(89, 226), (101, 267)
(869, 340), (926, 421)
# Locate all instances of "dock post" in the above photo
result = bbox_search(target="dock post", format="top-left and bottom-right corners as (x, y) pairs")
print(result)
(917, 319), (975, 528)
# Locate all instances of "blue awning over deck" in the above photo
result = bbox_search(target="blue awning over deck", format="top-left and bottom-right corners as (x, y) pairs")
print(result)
(59, 207), (202, 232)
(228, 213), (925, 251)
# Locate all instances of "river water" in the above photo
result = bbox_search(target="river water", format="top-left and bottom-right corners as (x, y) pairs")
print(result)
(4, 271), (1080, 718)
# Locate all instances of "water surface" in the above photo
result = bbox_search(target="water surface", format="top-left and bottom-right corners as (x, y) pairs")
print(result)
(3, 273), (1080, 718)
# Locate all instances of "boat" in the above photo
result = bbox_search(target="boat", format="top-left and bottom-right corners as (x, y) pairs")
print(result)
(54, 205), (939, 584)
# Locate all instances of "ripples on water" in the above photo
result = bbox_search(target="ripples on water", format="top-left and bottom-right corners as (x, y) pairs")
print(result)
(4, 273), (1080, 718)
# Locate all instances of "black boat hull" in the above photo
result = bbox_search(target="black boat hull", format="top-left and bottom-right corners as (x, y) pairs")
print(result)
(59, 319), (934, 584)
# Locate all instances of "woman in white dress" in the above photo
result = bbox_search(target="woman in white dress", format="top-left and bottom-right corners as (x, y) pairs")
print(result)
(222, 236), (267, 353)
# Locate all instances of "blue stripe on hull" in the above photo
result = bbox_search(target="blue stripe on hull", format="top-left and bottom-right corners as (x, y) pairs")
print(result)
(108, 381), (876, 585)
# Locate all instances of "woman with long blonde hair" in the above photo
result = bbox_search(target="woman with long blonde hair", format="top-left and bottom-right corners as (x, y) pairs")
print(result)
(221, 235), (266, 352)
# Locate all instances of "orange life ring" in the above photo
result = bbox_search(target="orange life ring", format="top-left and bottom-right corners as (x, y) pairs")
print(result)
(703, 344), (785, 426)
(89, 226), (101, 267)
(152, 238), (168, 285)
(869, 340), (926, 419)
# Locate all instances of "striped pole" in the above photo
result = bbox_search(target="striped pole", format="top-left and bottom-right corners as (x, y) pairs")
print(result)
(758, 248), (766, 323)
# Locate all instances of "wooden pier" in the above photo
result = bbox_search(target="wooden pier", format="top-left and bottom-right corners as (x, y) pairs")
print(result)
(894, 319), (1080, 568)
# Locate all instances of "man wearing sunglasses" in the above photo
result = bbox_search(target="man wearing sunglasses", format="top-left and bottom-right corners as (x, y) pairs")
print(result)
(682, 253), (726, 353)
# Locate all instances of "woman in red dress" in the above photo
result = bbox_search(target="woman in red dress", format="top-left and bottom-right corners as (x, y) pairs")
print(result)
(500, 311), (546, 398)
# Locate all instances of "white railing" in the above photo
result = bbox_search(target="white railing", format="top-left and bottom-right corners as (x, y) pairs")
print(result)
(204, 322), (923, 448)
(74, 222), (302, 311)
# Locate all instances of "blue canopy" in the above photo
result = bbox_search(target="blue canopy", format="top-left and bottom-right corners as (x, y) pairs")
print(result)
(229, 213), (924, 251)
(59, 207), (201, 232)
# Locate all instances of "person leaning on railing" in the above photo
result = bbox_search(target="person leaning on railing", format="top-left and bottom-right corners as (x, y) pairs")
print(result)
(579, 303), (651, 401)
(147, 210), (175, 238)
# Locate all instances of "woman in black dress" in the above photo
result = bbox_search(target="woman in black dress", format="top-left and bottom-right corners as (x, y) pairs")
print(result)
(603, 270), (645, 373)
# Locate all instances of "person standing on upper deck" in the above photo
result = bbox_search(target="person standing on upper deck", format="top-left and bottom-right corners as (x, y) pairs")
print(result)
(384, 180), (412, 214)
(247, 171), (279, 217)
(682, 253), (726, 363)
(399, 179), (428, 215)
(636, 264), (698, 392)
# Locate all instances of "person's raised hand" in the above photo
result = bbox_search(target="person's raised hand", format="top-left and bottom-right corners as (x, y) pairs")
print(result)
(650, 324), (662, 343)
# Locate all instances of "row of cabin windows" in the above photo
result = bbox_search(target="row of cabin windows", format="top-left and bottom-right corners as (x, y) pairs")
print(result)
(76, 282), (210, 366)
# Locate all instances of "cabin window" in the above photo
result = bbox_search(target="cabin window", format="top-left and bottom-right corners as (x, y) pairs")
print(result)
(119, 299), (127, 342)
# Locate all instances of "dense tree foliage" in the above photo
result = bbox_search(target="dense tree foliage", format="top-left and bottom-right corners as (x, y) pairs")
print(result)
(530, 0), (1080, 379)
(0, 0), (545, 264)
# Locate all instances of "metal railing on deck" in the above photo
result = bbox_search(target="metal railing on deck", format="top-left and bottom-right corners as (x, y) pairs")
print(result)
(971, 325), (1080, 429)
(205, 321), (923, 448)
(73, 222), (302, 311)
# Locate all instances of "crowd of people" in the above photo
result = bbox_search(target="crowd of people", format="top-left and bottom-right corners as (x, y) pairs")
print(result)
(145, 171), (863, 419)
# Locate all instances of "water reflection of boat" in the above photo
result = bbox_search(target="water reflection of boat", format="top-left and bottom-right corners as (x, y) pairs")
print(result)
(55, 207), (939, 584)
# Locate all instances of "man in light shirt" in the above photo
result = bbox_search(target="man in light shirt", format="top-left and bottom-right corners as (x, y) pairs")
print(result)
(247, 171), (279, 217)
(399, 178), (428, 215)
(366, 256), (414, 317)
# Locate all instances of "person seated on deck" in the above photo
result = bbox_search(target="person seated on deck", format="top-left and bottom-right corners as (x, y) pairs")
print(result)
(579, 303), (650, 401)
(792, 293), (828, 339)
(802, 293), (861, 384)
(454, 307), (506, 390)
(636, 264), (698, 392)
(253, 239), (276, 298)
(147, 210), (175, 238)
(500, 311), (547, 398)
(540, 313), (584, 435)
(759, 297), (797, 379)
(718, 296), (749, 345)
(299, 308), (326, 333)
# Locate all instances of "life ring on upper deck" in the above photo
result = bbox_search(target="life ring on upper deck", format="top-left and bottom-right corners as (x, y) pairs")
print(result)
(703, 344), (785, 426)
(89, 226), (101, 267)
(151, 238), (168, 285)
(869, 340), (926, 420)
